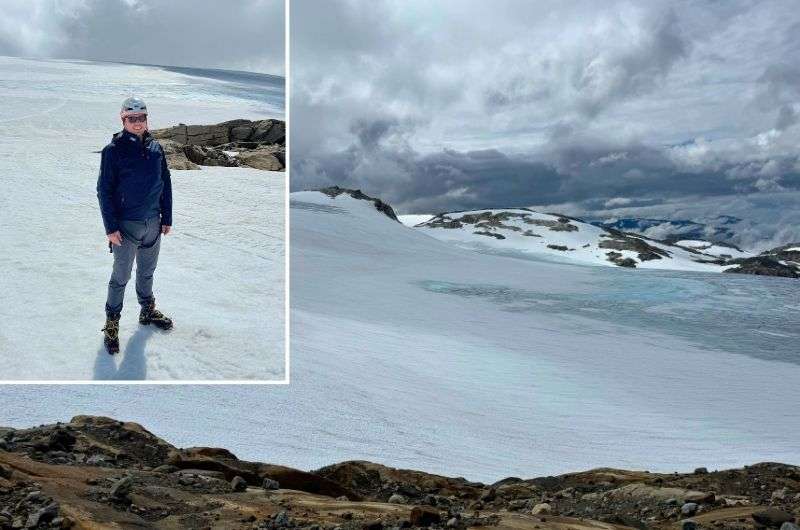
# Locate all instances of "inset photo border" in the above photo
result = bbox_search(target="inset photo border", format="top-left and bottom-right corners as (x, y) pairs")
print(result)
(0, 0), (289, 384)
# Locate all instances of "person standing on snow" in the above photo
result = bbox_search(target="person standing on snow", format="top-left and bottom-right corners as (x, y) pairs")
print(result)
(97, 96), (174, 355)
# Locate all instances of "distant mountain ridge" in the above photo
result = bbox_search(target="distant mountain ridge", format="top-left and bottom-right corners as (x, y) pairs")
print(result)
(588, 215), (742, 247)
(406, 208), (798, 278)
(300, 187), (799, 278)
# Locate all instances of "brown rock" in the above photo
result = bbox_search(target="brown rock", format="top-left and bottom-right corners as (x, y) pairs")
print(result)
(165, 153), (200, 170)
(752, 508), (795, 527)
(237, 148), (283, 171)
(410, 507), (441, 527)
(231, 475), (247, 492)
(253, 120), (285, 144)
(230, 125), (255, 141)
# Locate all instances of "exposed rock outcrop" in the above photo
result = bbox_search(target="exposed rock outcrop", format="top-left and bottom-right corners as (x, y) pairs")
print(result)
(1, 416), (799, 530)
(724, 255), (800, 278)
(598, 229), (670, 262)
(151, 119), (285, 171)
(318, 186), (399, 222)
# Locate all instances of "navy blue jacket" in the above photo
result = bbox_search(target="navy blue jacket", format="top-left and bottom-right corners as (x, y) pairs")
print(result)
(96, 129), (173, 235)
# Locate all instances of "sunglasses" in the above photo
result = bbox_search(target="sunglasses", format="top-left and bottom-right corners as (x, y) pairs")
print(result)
(124, 115), (148, 123)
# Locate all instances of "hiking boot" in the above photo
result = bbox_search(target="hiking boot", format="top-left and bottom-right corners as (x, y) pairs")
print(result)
(102, 312), (121, 354)
(139, 299), (173, 330)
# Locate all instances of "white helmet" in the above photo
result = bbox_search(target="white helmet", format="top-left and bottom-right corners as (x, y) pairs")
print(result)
(120, 96), (147, 117)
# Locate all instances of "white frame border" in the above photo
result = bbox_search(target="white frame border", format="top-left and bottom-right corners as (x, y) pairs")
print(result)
(1, 1), (292, 386)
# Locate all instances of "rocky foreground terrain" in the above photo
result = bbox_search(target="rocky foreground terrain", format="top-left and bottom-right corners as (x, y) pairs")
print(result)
(151, 119), (285, 172)
(1, 417), (799, 530)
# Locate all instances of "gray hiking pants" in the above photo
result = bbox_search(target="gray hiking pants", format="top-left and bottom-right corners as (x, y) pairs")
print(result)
(105, 216), (161, 315)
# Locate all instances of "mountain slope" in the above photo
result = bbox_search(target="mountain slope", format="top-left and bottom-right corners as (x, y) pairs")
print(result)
(401, 209), (799, 277)
(289, 188), (800, 479)
(401, 209), (744, 271)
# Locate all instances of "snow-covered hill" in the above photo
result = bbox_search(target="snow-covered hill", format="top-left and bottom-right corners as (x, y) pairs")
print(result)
(400, 209), (752, 272)
(0, 57), (285, 381)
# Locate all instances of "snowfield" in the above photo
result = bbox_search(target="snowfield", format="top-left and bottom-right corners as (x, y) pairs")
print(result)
(673, 240), (751, 259)
(0, 56), (285, 381)
(1, 189), (799, 482)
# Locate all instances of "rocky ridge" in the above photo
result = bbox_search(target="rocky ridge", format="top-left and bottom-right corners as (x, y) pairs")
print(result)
(405, 208), (799, 278)
(1, 416), (799, 530)
(318, 187), (400, 222)
(724, 244), (800, 278)
(151, 119), (285, 172)
(306, 188), (799, 278)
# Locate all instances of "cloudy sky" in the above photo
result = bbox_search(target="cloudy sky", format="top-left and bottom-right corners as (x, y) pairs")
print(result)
(291, 0), (800, 247)
(0, 0), (284, 75)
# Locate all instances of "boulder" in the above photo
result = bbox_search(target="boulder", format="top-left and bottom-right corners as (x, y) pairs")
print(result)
(388, 493), (406, 504)
(25, 503), (59, 528)
(607, 483), (710, 504)
(684, 491), (715, 503)
(230, 125), (255, 141)
(231, 475), (248, 492)
(110, 476), (133, 500)
(752, 508), (795, 527)
(410, 507), (441, 527)
(253, 120), (285, 144)
(237, 148), (283, 171)
(681, 520), (697, 530)
(184, 144), (209, 165)
(262, 477), (280, 490)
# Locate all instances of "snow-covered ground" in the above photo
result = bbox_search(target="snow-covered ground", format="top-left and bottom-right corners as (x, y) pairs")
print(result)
(3, 190), (798, 483)
(0, 56), (285, 380)
(673, 240), (751, 259)
(400, 209), (754, 272)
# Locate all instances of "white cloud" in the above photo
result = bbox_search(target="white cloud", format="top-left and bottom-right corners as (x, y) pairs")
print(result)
(0, 0), (284, 75)
(290, 0), (800, 249)
(604, 197), (633, 208)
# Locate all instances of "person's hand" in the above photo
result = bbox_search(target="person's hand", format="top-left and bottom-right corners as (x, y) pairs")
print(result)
(161, 225), (171, 235)
(107, 231), (122, 246)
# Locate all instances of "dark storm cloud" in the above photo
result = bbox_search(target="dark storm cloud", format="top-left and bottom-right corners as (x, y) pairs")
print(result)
(296, 118), (800, 216)
(291, 0), (800, 237)
(0, 0), (284, 75)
